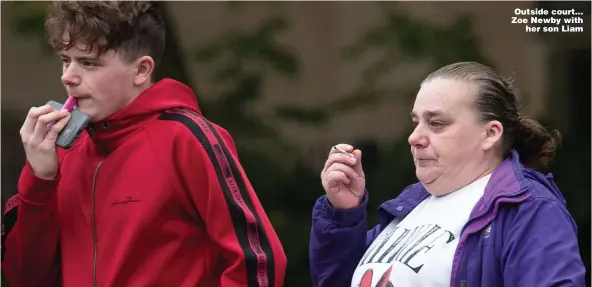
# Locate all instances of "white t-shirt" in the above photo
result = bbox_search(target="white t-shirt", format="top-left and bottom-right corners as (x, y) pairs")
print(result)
(351, 174), (491, 287)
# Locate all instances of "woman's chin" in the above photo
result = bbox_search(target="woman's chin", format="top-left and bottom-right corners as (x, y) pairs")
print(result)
(416, 168), (438, 185)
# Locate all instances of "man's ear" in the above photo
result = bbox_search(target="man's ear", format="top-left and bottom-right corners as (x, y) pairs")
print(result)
(133, 56), (154, 86)
(482, 120), (504, 151)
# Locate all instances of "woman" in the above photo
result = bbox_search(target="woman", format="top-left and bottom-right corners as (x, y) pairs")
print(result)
(309, 62), (585, 287)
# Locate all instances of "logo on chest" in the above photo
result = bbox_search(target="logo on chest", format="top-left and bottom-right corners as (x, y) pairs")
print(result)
(358, 223), (456, 273)
(359, 266), (394, 287)
(111, 196), (141, 207)
(482, 223), (492, 239)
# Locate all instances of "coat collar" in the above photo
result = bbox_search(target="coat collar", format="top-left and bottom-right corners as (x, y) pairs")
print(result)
(377, 150), (530, 227)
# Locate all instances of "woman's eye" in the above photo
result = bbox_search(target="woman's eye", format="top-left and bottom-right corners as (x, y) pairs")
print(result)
(430, 121), (444, 128)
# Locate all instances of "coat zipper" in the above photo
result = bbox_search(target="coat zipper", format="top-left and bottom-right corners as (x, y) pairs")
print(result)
(459, 187), (527, 236)
(453, 187), (528, 287)
(92, 160), (104, 287)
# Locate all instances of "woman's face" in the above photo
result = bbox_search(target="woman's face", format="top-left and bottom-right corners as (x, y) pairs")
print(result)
(409, 78), (503, 196)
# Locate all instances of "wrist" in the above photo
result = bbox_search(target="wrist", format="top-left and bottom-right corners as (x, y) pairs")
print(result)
(28, 162), (58, 180)
(18, 162), (59, 204)
(324, 191), (369, 228)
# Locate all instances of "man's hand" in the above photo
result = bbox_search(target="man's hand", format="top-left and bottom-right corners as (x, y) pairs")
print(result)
(20, 105), (71, 180)
(320, 144), (365, 209)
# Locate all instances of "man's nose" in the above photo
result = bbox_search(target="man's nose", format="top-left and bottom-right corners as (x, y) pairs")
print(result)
(61, 65), (80, 86)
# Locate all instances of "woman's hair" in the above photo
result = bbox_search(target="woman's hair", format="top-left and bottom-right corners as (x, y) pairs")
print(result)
(44, 1), (165, 69)
(422, 61), (561, 168)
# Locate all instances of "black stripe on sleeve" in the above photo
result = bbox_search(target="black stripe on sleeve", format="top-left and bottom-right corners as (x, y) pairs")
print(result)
(2, 195), (20, 262)
(159, 111), (275, 287)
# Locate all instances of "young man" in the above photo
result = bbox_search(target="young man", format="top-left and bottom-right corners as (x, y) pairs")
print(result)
(2, 2), (287, 286)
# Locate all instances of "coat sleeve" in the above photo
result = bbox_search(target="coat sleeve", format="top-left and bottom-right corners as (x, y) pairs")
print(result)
(309, 192), (381, 287)
(2, 162), (62, 287)
(168, 111), (287, 287)
(501, 197), (586, 287)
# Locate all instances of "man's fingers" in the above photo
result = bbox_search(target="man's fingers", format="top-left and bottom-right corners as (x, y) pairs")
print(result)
(31, 105), (56, 118)
(30, 111), (70, 144)
(21, 105), (55, 139)
(37, 110), (69, 125)
(44, 113), (71, 144)
(21, 107), (38, 138)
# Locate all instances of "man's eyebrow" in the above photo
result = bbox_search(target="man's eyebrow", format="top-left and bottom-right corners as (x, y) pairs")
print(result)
(59, 53), (99, 61)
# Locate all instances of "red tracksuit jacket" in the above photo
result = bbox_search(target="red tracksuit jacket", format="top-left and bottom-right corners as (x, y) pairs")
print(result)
(1, 78), (287, 287)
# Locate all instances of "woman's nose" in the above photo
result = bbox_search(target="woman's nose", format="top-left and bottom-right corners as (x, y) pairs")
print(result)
(408, 126), (429, 148)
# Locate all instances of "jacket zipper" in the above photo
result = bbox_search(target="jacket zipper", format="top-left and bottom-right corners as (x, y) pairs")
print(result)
(459, 187), (527, 236)
(92, 160), (104, 287)
(453, 188), (528, 287)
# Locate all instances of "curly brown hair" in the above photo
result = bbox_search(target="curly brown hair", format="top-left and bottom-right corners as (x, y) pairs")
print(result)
(45, 1), (165, 68)
(423, 61), (562, 168)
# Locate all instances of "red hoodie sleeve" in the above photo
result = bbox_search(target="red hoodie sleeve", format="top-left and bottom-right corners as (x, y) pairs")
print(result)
(2, 161), (62, 287)
(166, 110), (287, 287)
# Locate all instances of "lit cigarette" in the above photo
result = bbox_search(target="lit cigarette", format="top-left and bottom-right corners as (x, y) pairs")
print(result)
(333, 145), (354, 157)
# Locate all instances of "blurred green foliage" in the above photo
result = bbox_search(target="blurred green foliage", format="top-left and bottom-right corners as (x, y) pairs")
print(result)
(341, 2), (491, 111)
(9, 2), (53, 54)
(193, 16), (300, 150)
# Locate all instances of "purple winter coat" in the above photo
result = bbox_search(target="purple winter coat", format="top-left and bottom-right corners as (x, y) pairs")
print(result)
(309, 150), (585, 287)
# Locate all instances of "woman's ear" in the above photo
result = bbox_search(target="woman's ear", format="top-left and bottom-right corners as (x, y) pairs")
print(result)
(482, 120), (504, 151)
(133, 56), (154, 86)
